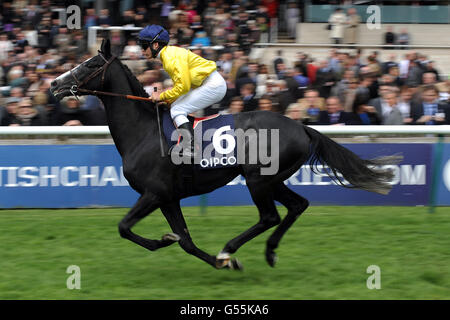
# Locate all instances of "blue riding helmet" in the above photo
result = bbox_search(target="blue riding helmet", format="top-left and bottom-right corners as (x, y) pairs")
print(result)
(138, 25), (170, 58)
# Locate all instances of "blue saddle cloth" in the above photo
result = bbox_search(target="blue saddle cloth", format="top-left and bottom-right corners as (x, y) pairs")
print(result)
(162, 110), (238, 169)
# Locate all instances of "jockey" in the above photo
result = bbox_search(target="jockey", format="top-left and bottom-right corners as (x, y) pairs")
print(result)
(138, 24), (227, 157)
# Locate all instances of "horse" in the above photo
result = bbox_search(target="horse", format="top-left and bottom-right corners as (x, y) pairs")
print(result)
(50, 39), (400, 270)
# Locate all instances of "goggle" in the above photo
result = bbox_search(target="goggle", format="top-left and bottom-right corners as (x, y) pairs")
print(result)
(139, 40), (151, 51)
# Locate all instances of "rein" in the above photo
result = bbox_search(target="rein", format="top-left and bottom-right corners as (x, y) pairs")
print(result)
(76, 88), (153, 102)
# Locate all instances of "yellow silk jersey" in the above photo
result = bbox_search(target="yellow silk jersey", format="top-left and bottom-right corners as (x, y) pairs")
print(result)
(159, 45), (217, 103)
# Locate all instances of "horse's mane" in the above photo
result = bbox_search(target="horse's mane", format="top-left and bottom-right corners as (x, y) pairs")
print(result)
(117, 59), (150, 99)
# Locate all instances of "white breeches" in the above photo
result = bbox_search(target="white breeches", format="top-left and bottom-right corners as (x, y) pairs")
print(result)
(170, 70), (227, 127)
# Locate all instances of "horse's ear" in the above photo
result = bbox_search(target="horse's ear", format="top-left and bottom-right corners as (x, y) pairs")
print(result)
(100, 39), (111, 57)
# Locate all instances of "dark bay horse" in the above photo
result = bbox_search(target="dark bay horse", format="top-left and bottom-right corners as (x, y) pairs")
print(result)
(50, 40), (400, 270)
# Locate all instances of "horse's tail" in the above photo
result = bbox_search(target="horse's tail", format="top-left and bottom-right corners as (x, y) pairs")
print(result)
(303, 125), (402, 195)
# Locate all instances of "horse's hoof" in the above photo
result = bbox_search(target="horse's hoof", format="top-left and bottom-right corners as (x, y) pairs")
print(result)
(266, 250), (278, 268)
(216, 251), (231, 269)
(229, 257), (244, 271)
(162, 233), (180, 242)
(216, 252), (244, 271)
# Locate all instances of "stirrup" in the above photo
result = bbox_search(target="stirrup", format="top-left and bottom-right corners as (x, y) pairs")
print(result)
(167, 144), (196, 158)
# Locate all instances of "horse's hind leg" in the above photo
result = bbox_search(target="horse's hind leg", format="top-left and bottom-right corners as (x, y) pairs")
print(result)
(160, 201), (221, 269)
(219, 182), (281, 267)
(265, 183), (309, 267)
(118, 194), (180, 251)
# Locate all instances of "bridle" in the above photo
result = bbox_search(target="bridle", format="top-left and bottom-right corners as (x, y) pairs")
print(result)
(68, 51), (156, 104)
(69, 51), (117, 98)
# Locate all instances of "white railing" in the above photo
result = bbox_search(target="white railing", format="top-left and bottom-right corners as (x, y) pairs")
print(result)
(0, 125), (449, 136)
(254, 43), (450, 49)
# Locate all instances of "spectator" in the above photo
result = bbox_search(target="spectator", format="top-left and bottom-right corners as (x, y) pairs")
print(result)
(84, 8), (98, 29)
(273, 80), (296, 114)
(258, 95), (276, 112)
(25, 69), (42, 98)
(314, 60), (337, 99)
(406, 59), (423, 87)
(410, 85), (450, 125)
(255, 64), (269, 98)
(332, 69), (354, 104)
(14, 97), (47, 126)
(57, 96), (106, 126)
(191, 31), (211, 47)
(306, 57), (319, 84)
(399, 52), (412, 79)
(121, 9), (135, 27)
(366, 55), (381, 76)
(436, 76), (450, 103)
(240, 83), (258, 112)
(352, 96), (381, 125)
(71, 31), (87, 57)
(342, 78), (360, 113)
(327, 8), (347, 45)
(98, 9), (113, 27)
(422, 72), (437, 85)
(160, 0), (173, 29)
(384, 26), (396, 49)
(328, 49), (341, 74)
(110, 30), (123, 57)
(382, 54), (398, 74)
(397, 28), (410, 50)
(297, 88), (325, 125)
(0, 33), (14, 62)
(263, 0), (279, 20)
(191, 15), (204, 34)
(380, 90), (405, 125)
(255, 13), (270, 43)
(53, 27), (72, 53)
(346, 8), (361, 45)
(123, 39), (142, 59)
(398, 86), (414, 121)
(317, 96), (357, 125)
(295, 52), (308, 76)
(423, 61), (441, 82)
(0, 97), (20, 126)
(368, 83), (397, 116)
(293, 66), (309, 88)
(220, 96), (244, 115)
(272, 50), (284, 78)
(36, 16), (52, 52)
(286, 1), (300, 40)
(387, 66), (404, 87)
(216, 50), (233, 76)
(284, 103), (303, 123)
(9, 86), (25, 98)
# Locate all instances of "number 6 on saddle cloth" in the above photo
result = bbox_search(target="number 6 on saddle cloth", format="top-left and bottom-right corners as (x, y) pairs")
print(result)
(162, 110), (238, 170)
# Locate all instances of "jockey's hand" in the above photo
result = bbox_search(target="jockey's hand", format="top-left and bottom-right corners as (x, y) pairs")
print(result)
(151, 91), (161, 103)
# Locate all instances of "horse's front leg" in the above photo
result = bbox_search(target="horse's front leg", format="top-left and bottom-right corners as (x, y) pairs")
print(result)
(217, 181), (280, 269)
(160, 202), (237, 269)
(118, 194), (180, 251)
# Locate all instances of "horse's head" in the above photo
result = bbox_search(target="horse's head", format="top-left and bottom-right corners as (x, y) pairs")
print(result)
(50, 39), (115, 100)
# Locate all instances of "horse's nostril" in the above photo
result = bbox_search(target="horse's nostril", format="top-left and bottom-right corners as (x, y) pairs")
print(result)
(51, 80), (57, 87)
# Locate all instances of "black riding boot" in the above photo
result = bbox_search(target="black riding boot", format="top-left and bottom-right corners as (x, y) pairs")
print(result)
(178, 122), (196, 157)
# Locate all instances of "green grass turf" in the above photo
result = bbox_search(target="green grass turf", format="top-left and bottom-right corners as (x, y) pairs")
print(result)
(0, 206), (449, 300)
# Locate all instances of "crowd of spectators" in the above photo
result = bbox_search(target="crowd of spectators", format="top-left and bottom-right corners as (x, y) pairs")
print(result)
(0, 0), (449, 127)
